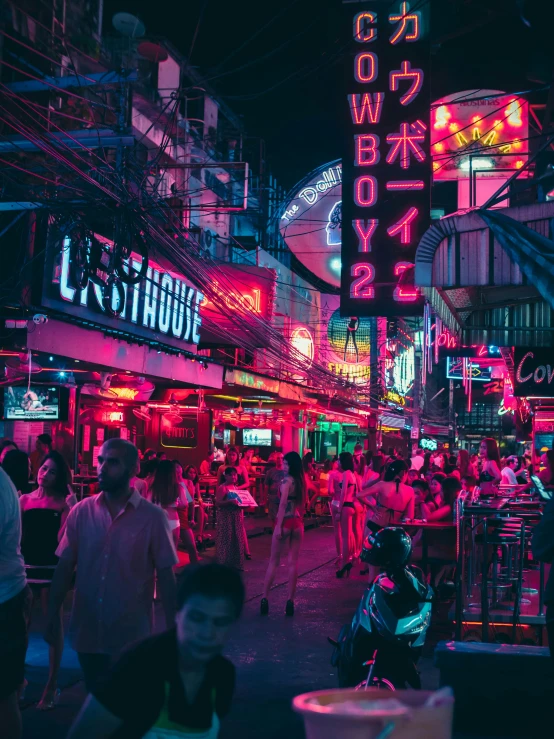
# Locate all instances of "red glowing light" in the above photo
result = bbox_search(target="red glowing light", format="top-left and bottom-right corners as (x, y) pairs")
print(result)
(386, 180), (424, 190)
(354, 11), (377, 43)
(354, 175), (378, 207)
(350, 263), (375, 299)
(348, 92), (384, 125)
(513, 139), (522, 149)
(433, 142), (444, 153)
(353, 219), (378, 252)
(448, 122), (459, 133)
(389, 1), (421, 45)
(355, 52), (378, 83)
(387, 206), (418, 244)
(386, 121), (426, 169)
(389, 61), (423, 106)
(434, 105), (451, 129)
(355, 134), (380, 166)
(515, 159), (524, 169)
(471, 115), (481, 124)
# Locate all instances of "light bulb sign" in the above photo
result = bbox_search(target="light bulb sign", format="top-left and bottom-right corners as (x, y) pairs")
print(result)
(341, 1), (431, 317)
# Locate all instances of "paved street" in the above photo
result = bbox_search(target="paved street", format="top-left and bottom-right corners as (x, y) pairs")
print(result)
(21, 523), (443, 739)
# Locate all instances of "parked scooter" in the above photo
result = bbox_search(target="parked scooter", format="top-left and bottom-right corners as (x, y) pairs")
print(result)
(329, 523), (433, 689)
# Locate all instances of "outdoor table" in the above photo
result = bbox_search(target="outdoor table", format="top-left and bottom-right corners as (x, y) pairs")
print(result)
(403, 521), (456, 574)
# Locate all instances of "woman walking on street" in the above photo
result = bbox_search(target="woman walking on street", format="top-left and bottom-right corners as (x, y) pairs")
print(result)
(261, 452), (306, 617)
(335, 452), (358, 579)
(216, 467), (247, 571)
(19, 451), (71, 710)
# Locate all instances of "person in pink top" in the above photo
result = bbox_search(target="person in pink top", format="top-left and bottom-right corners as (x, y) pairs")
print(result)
(44, 438), (178, 693)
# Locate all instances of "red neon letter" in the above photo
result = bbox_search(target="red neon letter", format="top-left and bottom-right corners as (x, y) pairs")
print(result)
(389, 61), (423, 105)
(348, 93), (384, 125)
(354, 52), (378, 84)
(388, 2), (421, 45)
(353, 219), (378, 252)
(386, 121), (426, 169)
(394, 261), (413, 275)
(354, 176), (378, 207)
(393, 285), (419, 302)
(355, 134), (380, 166)
(354, 11), (377, 43)
(350, 263), (375, 299)
(387, 207), (418, 244)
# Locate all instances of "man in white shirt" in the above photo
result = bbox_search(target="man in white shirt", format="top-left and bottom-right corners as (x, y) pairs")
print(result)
(411, 449), (425, 471)
(0, 467), (31, 739)
(501, 456), (519, 485)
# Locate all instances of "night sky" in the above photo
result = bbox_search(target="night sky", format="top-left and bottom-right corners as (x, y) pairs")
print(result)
(104, 0), (553, 190)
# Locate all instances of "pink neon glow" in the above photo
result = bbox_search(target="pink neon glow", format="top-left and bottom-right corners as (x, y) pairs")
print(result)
(353, 219), (378, 252)
(354, 11), (377, 43)
(389, 61), (423, 105)
(386, 180), (424, 190)
(389, 2), (421, 45)
(348, 93), (384, 125)
(393, 285), (419, 302)
(394, 261), (413, 275)
(355, 134), (380, 166)
(354, 175), (378, 207)
(350, 263), (375, 299)
(355, 52), (378, 84)
(386, 122), (426, 169)
(387, 207), (418, 244)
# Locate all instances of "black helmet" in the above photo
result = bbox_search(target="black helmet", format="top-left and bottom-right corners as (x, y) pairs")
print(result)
(362, 527), (412, 568)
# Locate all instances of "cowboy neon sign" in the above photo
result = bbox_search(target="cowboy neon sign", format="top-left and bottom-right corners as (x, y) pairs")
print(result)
(427, 325), (499, 358)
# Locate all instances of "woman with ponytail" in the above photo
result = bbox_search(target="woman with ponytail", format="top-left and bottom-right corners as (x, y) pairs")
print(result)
(358, 459), (415, 527)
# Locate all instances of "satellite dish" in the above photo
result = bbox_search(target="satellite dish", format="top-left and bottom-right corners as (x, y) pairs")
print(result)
(112, 12), (146, 38)
(137, 41), (168, 62)
(133, 406), (152, 422)
(5, 354), (42, 375)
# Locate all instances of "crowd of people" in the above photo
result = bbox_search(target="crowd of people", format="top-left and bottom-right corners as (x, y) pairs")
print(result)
(2, 431), (552, 739)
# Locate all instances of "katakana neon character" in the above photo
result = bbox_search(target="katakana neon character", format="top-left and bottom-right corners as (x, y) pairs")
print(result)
(386, 120), (426, 169)
(389, 2), (421, 45)
(387, 207), (418, 244)
(389, 61), (423, 105)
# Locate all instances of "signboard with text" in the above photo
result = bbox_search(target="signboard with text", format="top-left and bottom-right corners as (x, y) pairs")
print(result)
(341, 1), (431, 316)
(514, 349), (554, 397)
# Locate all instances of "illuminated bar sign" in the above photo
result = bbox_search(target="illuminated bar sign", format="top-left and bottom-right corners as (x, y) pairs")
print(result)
(514, 348), (554, 397)
(341, 1), (431, 316)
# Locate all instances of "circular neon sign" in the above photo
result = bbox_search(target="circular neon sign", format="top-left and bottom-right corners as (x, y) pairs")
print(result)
(279, 161), (342, 288)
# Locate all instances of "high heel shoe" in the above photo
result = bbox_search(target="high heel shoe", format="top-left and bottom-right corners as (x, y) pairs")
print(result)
(336, 562), (353, 579)
(285, 599), (294, 617)
(260, 598), (269, 616)
(37, 688), (60, 711)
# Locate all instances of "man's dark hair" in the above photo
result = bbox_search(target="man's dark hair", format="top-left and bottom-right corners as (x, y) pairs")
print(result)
(224, 466), (237, 477)
(177, 563), (245, 618)
(38, 433), (52, 447)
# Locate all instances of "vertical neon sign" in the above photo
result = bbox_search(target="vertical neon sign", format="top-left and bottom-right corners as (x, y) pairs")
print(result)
(341, 0), (431, 317)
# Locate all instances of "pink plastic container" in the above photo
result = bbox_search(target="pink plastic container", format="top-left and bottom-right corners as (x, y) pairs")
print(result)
(292, 688), (453, 739)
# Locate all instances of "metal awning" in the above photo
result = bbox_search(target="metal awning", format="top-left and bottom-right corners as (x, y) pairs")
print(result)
(415, 202), (554, 347)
